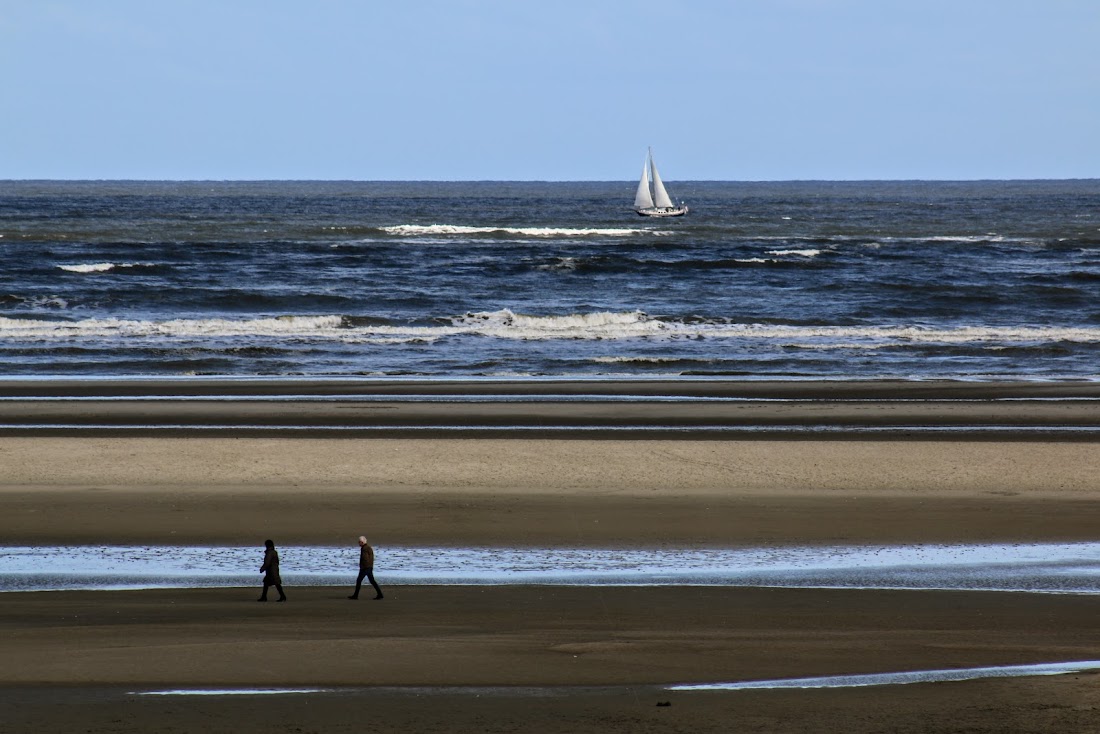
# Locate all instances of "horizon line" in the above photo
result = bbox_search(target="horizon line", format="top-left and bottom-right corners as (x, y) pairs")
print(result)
(3, 177), (1098, 184)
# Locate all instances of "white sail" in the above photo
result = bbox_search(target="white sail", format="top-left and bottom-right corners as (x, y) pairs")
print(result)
(634, 154), (654, 209)
(632, 147), (688, 217)
(649, 155), (675, 209)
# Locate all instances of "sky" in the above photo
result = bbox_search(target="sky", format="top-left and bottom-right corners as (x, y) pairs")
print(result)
(2, 1), (1098, 181)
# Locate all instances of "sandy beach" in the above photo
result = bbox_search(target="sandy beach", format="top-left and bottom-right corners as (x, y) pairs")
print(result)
(2, 380), (1099, 732)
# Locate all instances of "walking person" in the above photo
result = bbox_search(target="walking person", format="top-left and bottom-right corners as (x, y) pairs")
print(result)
(258, 539), (287, 602)
(348, 535), (384, 600)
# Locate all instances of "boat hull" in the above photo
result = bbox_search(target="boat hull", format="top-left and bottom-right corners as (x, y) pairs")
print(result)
(635, 206), (689, 218)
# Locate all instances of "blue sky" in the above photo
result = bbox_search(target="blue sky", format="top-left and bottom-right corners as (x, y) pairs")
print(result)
(2, 1), (1097, 180)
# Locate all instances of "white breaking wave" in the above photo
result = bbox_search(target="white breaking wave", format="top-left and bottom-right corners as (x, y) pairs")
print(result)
(591, 356), (715, 364)
(925, 234), (1008, 243)
(58, 262), (152, 273)
(381, 224), (663, 238)
(0, 315), (345, 340)
(59, 263), (117, 273)
(766, 249), (821, 257)
(693, 324), (1100, 344)
(3, 312), (1100, 346)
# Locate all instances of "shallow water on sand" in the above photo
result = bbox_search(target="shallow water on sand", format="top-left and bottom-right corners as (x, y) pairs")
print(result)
(2, 542), (1098, 594)
(668, 660), (1100, 690)
(128, 660), (1100, 696)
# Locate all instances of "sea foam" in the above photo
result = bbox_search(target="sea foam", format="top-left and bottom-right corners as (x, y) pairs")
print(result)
(5, 313), (1100, 347)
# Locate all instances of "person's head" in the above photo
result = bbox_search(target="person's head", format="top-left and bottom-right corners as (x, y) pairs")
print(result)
(264, 539), (275, 550)
(358, 535), (367, 547)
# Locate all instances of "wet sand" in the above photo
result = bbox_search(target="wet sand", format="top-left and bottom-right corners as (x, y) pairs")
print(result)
(3, 377), (1100, 439)
(2, 436), (1099, 547)
(1, 586), (1099, 733)
(2, 380), (1100, 732)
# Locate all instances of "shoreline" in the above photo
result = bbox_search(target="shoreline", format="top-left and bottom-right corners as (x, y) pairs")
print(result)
(5, 376), (1100, 397)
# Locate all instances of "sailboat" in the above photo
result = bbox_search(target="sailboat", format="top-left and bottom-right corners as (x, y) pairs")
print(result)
(634, 148), (689, 217)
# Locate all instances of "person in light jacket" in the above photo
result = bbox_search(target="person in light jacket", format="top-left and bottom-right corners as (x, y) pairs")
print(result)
(348, 535), (384, 600)
(258, 539), (287, 602)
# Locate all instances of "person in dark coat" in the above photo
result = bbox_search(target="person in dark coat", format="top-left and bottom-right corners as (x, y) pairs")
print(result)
(348, 535), (384, 600)
(258, 539), (287, 602)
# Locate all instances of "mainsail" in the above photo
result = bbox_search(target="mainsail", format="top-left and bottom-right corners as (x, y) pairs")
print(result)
(649, 156), (675, 209)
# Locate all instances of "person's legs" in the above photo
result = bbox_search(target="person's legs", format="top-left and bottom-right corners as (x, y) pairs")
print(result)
(348, 569), (367, 599)
(258, 583), (269, 601)
(275, 584), (287, 601)
(365, 569), (384, 600)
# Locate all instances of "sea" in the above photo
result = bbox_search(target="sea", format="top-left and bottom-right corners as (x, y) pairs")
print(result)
(2, 179), (1099, 380)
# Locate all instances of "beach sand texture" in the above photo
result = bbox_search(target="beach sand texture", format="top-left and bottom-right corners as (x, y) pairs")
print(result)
(2, 382), (1099, 732)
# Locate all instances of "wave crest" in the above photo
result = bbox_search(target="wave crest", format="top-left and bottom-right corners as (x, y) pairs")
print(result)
(766, 249), (821, 257)
(381, 224), (664, 238)
(453, 309), (660, 339)
(4, 313), (1100, 348)
(58, 262), (158, 274)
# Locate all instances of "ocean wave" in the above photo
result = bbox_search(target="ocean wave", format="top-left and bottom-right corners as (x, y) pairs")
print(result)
(451, 309), (663, 339)
(590, 356), (719, 365)
(4, 312), (1100, 347)
(381, 224), (666, 238)
(535, 257), (579, 271)
(58, 263), (116, 273)
(766, 249), (821, 257)
(57, 262), (158, 274)
(0, 294), (69, 309)
(531, 255), (826, 273)
(696, 324), (1100, 344)
(0, 315), (345, 340)
(924, 235), (1009, 243)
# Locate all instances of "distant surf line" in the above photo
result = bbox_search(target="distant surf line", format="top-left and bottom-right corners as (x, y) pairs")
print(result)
(379, 224), (672, 237)
(7, 311), (1100, 344)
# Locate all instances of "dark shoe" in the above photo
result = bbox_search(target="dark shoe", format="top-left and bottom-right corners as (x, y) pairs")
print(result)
(347, 595), (358, 600)
(373, 594), (384, 600)
(257, 598), (267, 602)
(277, 596), (287, 602)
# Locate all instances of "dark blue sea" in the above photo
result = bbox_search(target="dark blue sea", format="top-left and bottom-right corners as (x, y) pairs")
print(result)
(2, 179), (1099, 380)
